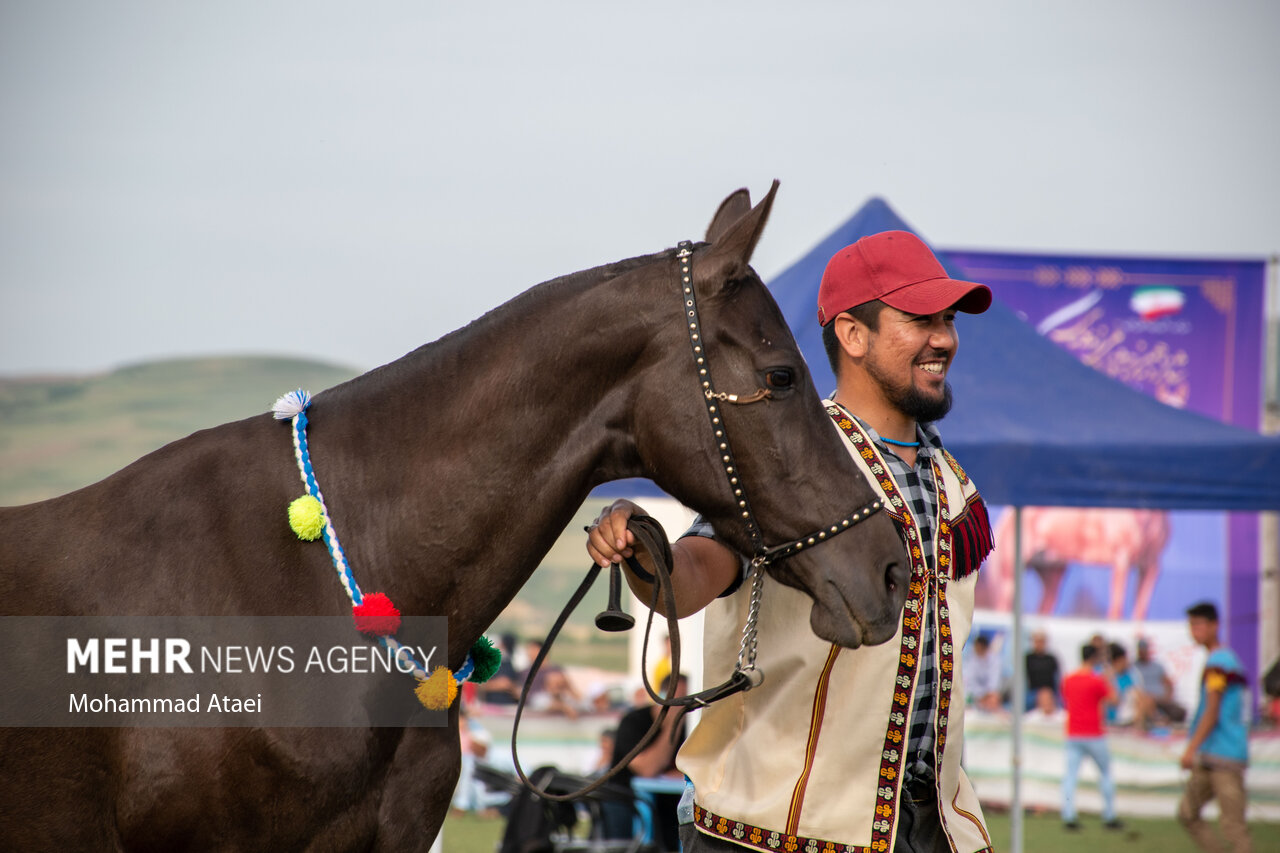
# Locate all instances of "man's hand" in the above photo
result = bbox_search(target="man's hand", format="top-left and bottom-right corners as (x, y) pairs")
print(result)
(585, 503), (741, 619)
(586, 499), (644, 567)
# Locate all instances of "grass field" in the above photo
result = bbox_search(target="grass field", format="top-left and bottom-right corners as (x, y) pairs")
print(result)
(440, 808), (1276, 852)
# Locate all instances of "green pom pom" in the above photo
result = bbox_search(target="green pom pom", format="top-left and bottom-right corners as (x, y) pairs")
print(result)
(467, 635), (502, 684)
(288, 495), (325, 541)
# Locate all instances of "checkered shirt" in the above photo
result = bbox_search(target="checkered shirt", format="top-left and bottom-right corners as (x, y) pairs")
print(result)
(683, 415), (946, 785)
(857, 417), (943, 787)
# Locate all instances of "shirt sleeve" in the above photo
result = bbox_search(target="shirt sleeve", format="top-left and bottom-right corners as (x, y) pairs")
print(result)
(680, 515), (750, 598)
(1204, 649), (1248, 693)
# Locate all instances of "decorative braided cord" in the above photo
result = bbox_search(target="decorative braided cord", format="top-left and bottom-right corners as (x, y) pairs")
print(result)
(290, 408), (363, 606)
(282, 391), (470, 686)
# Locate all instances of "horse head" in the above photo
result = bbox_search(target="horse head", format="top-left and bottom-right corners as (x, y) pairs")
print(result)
(627, 182), (910, 647)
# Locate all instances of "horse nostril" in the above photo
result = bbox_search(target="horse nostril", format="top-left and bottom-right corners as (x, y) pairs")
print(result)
(884, 561), (907, 596)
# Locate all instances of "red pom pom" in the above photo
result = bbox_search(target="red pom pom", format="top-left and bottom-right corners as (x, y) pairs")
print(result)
(352, 592), (401, 636)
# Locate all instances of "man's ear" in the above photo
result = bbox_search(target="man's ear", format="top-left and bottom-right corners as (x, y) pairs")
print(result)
(832, 313), (869, 360)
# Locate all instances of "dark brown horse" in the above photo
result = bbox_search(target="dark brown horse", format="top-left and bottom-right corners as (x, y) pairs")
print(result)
(0, 183), (908, 851)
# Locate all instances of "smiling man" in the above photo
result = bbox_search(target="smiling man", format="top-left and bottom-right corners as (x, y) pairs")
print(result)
(588, 231), (995, 853)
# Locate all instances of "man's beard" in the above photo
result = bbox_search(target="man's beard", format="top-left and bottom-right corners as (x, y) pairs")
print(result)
(865, 354), (954, 423)
(895, 380), (953, 423)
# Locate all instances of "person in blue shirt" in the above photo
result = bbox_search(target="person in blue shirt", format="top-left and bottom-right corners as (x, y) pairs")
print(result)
(1106, 643), (1143, 726)
(1178, 601), (1252, 852)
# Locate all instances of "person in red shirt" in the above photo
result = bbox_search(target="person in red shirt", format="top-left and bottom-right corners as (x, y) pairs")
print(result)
(1060, 643), (1123, 831)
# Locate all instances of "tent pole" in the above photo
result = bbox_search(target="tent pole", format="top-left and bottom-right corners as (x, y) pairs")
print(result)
(1262, 256), (1280, 689)
(1011, 505), (1025, 853)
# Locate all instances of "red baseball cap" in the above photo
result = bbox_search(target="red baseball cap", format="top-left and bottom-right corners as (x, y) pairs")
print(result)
(817, 231), (992, 326)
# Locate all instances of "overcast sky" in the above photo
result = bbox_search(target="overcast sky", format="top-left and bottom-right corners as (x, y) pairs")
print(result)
(2, 1), (1277, 377)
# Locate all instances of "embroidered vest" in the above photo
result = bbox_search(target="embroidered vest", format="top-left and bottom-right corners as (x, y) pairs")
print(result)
(676, 403), (994, 853)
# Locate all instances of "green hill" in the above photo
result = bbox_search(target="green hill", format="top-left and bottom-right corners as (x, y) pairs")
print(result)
(0, 355), (627, 670)
(0, 356), (361, 506)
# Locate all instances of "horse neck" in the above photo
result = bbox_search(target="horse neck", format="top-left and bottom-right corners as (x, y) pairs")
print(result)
(308, 259), (674, 656)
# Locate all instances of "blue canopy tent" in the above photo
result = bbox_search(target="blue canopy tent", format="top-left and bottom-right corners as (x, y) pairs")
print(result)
(768, 196), (1280, 511)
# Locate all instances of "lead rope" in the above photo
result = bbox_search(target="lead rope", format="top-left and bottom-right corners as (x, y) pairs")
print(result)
(511, 514), (763, 804)
(510, 515), (684, 802)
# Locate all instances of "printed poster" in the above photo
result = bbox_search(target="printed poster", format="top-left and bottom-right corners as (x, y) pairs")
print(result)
(942, 248), (1267, 682)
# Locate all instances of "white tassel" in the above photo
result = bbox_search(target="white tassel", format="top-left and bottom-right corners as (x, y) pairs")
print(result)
(272, 389), (312, 420)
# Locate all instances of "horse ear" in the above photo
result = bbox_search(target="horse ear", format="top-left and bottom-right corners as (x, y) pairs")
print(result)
(705, 188), (752, 243)
(697, 180), (779, 286)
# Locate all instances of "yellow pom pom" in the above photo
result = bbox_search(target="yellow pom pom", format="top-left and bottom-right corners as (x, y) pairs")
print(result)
(288, 495), (325, 541)
(414, 666), (458, 710)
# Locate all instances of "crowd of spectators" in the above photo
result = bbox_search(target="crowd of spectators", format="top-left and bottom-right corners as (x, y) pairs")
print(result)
(461, 624), (1279, 850)
(962, 628), (1190, 732)
(473, 632), (639, 718)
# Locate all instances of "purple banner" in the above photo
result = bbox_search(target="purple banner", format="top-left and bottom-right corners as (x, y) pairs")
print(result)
(943, 249), (1267, 681)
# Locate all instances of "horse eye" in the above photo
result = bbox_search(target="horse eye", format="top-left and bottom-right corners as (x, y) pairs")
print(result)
(765, 368), (795, 389)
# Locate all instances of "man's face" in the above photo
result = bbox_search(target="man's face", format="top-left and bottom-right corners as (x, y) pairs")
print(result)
(1188, 615), (1217, 647)
(861, 306), (959, 422)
